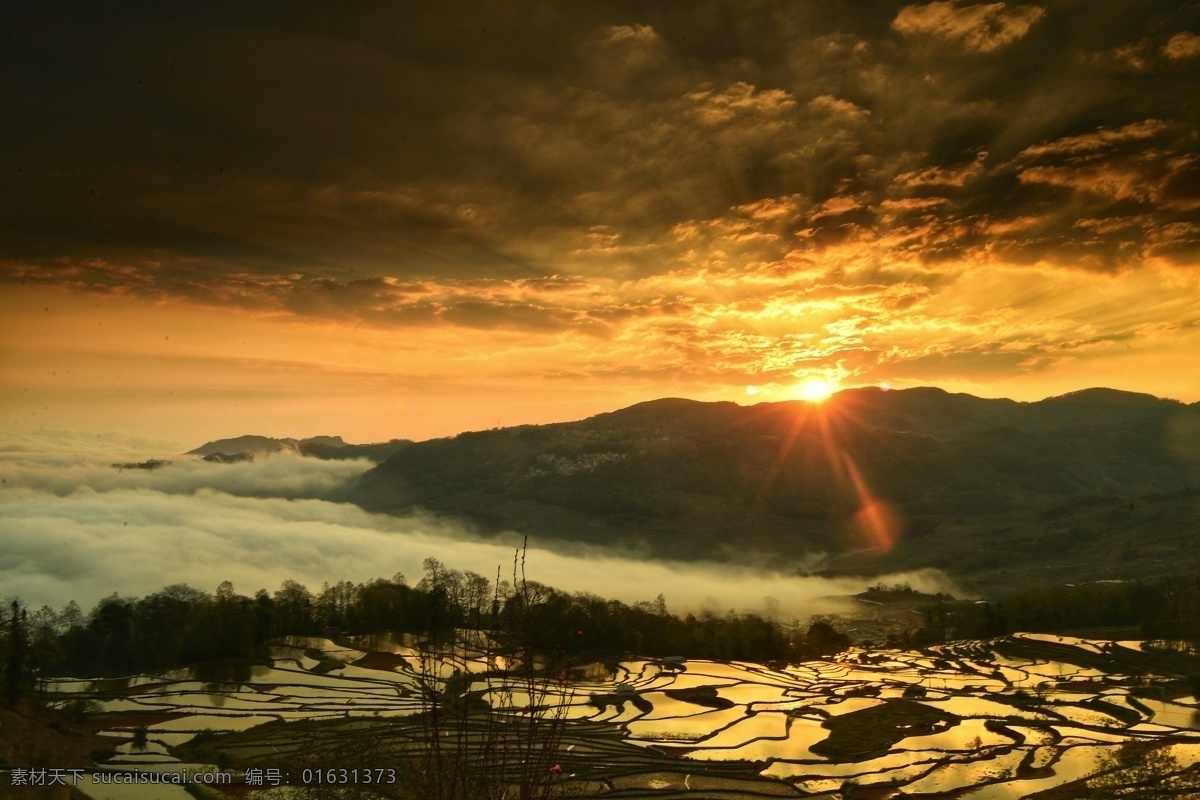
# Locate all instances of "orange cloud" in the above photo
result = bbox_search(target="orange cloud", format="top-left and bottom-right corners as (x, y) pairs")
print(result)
(687, 82), (798, 125)
(807, 95), (870, 123)
(1017, 120), (1166, 158)
(1012, 121), (1200, 213)
(1164, 32), (1200, 61)
(1017, 163), (1152, 202)
(892, 1), (1045, 52)
(893, 152), (987, 188)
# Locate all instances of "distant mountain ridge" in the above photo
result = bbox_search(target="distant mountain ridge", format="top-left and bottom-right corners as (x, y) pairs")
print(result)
(187, 435), (410, 463)
(351, 387), (1200, 592)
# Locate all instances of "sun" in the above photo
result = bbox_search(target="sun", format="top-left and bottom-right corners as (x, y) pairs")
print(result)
(797, 377), (837, 402)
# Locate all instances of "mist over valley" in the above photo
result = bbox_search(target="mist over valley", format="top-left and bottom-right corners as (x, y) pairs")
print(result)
(0, 418), (955, 617)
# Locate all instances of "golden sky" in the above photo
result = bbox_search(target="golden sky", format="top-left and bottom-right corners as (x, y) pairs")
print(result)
(3, 1), (1199, 443)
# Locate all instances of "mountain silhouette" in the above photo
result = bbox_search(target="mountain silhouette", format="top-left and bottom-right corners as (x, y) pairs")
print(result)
(187, 435), (409, 463)
(352, 387), (1200, 590)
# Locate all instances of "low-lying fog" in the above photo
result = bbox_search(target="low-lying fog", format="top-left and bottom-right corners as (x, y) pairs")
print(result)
(0, 430), (960, 616)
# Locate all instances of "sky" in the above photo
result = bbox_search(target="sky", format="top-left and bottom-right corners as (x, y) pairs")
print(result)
(2, 0), (1199, 444)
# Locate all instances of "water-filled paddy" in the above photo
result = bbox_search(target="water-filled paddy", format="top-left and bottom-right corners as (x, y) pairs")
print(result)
(44, 633), (1200, 797)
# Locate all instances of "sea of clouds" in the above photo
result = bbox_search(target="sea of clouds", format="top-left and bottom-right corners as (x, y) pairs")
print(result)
(0, 430), (960, 616)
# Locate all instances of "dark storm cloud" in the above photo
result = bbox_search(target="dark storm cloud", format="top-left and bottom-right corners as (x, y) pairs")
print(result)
(2, 0), (1198, 309)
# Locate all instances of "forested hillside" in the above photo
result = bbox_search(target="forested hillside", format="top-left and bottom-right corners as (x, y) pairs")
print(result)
(353, 388), (1200, 589)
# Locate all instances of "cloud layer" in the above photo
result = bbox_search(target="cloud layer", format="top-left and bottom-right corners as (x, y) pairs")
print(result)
(0, 431), (958, 615)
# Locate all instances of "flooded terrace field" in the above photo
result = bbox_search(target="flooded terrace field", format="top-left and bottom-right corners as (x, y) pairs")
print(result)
(36, 632), (1200, 799)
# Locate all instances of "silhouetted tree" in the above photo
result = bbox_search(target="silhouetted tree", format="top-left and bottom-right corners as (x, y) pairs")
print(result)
(2, 600), (32, 706)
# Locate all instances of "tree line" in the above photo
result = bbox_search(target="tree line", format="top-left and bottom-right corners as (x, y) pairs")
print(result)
(0, 556), (854, 699)
(6, 559), (1200, 707)
(906, 571), (1200, 647)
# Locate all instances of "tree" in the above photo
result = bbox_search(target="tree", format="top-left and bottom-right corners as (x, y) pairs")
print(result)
(27, 605), (63, 705)
(805, 620), (850, 658)
(58, 600), (84, 632)
(1087, 743), (1195, 798)
(2, 599), (31, 707)
(88, 594), (136, 673)
(273, 580), (315, 636)
(317, 580), (360, 629)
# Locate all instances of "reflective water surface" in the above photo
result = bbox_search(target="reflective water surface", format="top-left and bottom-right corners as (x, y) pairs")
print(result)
(51, 633), (1200, 798)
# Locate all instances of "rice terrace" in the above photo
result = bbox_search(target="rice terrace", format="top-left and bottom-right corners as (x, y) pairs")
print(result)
(13, 603), (1200, 798)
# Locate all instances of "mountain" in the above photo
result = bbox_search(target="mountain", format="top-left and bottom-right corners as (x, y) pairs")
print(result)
(352, 388), (1200, 592)
(188, 435), (304, 458)
(187, 435), (410, 463)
